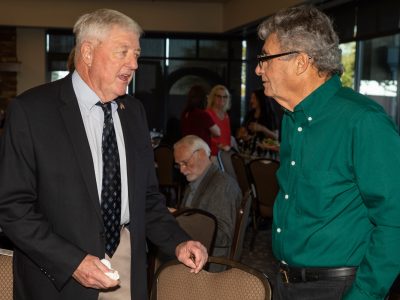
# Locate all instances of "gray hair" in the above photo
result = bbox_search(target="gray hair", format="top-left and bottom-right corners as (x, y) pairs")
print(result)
(258, 5), (343, 76)
(207, 85), (231, 112)
(73, 8), (143, 47)
(174, 135), (211, 157)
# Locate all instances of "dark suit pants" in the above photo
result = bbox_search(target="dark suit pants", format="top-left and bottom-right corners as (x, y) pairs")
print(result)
(273, 270), (355, 300)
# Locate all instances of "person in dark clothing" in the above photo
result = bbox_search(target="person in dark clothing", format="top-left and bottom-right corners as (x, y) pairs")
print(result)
(181, 85), (220, 148)
(237, 89), (278, 154)
(0, 9), (208, 300)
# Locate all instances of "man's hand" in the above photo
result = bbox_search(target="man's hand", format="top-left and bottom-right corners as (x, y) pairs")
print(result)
(175, 240), (208, 274)
(72, 254), (119, 289)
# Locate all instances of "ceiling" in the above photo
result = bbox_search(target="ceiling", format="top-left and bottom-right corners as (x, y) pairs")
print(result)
(142, 0), (229, 1)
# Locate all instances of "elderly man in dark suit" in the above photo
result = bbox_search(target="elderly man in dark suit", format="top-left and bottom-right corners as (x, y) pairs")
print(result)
(173, 135), (241, 259)
(0, 9), (207, 300)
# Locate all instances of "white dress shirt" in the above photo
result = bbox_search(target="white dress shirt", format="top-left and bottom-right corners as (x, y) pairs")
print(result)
(72, 71), (129, 224)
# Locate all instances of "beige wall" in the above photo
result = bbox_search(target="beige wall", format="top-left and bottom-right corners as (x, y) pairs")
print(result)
(3, 0), (302, 93)
(223, 0), (303, 31)
(1, 0), (303, 32)
(0, 0), (223, 33)
(16, 28), (46, 94)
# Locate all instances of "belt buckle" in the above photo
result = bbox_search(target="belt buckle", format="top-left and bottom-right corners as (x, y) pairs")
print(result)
(280, 269), (289, 284)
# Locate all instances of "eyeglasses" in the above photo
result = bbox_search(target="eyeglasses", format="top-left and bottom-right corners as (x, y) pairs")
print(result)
(215, 94), (228, 99)
(257, 51), (299, 68)
(175, 149), (199, 168)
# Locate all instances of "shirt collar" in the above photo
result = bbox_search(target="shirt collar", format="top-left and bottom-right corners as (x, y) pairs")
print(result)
(72, 71), (118, 112)
(286, 75), (342, 123)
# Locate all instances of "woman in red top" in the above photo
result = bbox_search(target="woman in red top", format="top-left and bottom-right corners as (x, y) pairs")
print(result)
(181, 85), (220, 148)
(206, 84), (232, 156)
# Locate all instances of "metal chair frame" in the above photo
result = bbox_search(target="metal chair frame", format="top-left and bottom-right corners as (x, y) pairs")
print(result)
(230, 190), (252, 261)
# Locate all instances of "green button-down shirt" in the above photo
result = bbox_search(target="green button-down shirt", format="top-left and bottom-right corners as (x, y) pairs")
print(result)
(273, 75), (400, 299)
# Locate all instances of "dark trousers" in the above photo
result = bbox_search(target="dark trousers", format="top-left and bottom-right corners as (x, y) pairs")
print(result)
(273, 271), (355, 300)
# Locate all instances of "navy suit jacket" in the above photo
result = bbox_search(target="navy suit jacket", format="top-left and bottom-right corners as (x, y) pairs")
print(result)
(0, 74), (189, 300)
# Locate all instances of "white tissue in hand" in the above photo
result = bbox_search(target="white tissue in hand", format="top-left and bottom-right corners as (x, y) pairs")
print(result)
(105, 271), (120, 281)
(100, 259), (120, 280)
(100, 259), (111, 269)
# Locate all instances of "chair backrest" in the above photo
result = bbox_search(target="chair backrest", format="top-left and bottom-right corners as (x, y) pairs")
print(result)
(148, 208), (218, 287)
(151, 256), (272, 300)
(230, 191), (252, 261)
(230, 136), (239, 152)
(231, 153), (251, 196)
(0, 248), (13, 300)
(248, 159), (279, 218)
(217, 149), (237, 180)
(154, 145), (175, 186)
(173, 208), (218, 254)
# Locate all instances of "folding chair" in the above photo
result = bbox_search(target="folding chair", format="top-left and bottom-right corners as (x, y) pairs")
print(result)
(174, 208), (218, 254)
(0, 248), (13, 300)
(248, 158), (279, 248)
(230, 190), (252, 261)
(151, 256), (272, 300)
(154, 145), (181, 207)
(231, 153), (251, 196)
(147, 208), (218, 291)
(217, 149), (238, 180)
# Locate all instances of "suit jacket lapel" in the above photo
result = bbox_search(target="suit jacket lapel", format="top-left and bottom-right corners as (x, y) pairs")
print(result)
(58, 76), (103, 223)
(116, 97), (137, 208)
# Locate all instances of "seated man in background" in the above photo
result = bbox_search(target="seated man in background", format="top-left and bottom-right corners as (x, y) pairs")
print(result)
(173, 135), (242, 259)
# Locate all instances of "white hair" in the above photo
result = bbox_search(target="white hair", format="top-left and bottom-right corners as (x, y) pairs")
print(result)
(73, 8), (143, 47)
(174, 135), (211, 157)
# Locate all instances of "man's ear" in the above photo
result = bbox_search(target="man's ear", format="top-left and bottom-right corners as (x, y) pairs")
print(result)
(80, 42), (94, 67)
(295, 53), (311, 75)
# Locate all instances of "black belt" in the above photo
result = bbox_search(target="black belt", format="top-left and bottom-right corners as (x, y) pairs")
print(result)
(279, 263), (357, 284)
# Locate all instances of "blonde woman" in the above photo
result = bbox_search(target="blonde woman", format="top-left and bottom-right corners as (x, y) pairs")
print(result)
(206, 85), (232, 156)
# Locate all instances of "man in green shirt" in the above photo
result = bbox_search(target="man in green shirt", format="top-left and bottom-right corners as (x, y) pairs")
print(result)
(255, 5), (400, 300)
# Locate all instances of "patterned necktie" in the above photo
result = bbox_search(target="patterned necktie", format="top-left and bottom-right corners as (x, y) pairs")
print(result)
(97, 101), (121, 257)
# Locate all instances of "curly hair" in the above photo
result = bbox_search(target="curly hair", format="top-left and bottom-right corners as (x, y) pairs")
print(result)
(258, 5), (343, 76)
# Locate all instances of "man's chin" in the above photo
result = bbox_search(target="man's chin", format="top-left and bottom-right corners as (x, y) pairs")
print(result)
(262, 87), (271, 97)
(185, 175), (194, 182)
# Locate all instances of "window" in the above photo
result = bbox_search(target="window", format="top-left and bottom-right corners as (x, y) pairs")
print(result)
(358, 34), (399, 123)
(46, 30), (73, 82)
(339, 42), (356, 89)
(169, 39), (196, 58)
(199, 40), (228, 59)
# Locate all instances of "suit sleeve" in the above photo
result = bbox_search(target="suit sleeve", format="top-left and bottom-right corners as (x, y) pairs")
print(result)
(133, 103), (190, 255)
(0, 99), (86, 290)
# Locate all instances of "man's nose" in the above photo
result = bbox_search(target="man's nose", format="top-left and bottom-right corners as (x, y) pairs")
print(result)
(126, 54), (138, 70)
(255, 64), (262, 76)
(179, 164), (187, 173)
